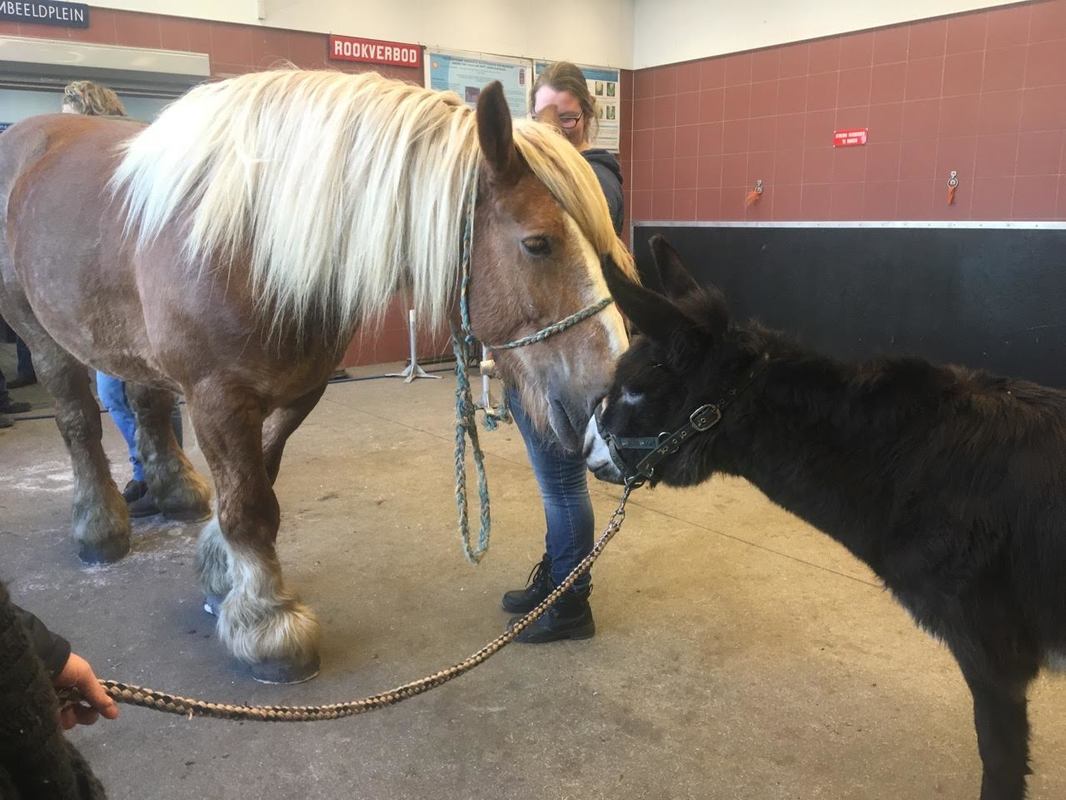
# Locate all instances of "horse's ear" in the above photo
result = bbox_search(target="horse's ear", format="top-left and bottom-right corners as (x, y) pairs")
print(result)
(650, 235), (701, 301)
(476, 81), (519, 182)
(603, 255), (694, 346)
(534, 103), (562, 130)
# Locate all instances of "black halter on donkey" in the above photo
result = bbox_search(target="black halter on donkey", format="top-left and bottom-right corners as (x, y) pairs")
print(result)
(596, 355), (766, 488)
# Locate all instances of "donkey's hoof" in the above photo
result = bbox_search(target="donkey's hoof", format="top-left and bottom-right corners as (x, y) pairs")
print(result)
(78, 537), (131, 564)
(248, 653), (321, 685)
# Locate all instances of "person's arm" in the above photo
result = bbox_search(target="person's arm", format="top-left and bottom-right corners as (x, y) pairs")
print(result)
(12, 603), (70, 677)
(12, 604), (119, 728)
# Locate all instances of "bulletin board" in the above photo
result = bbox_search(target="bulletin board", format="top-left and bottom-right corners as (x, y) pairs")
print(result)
(425, 48), (531, 118)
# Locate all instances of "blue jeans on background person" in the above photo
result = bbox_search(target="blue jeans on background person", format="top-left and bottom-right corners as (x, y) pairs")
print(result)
(506, 387), (594, 596)
(95, 372), (183, 483)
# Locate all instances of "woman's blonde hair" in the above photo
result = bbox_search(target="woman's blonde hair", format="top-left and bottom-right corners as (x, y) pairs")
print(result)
(62, 80), (126, 116)
(530, 62), (597, 143)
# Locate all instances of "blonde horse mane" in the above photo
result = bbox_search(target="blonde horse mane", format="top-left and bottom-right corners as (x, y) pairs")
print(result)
(111, 69), (635, 335)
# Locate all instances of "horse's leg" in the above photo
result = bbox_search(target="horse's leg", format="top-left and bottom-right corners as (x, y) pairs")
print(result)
(188, 386), (320, 683)
(35, 347), (129, 562)
(124, 383), (212, 521)
(262, 381), (328, 484)
(197, 381), (328, 615)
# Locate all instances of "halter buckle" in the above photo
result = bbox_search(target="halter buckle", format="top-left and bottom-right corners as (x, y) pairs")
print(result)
(689, 404), (722, 431)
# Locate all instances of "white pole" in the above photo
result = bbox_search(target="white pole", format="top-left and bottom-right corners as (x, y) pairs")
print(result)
(385, 308), (440, 382)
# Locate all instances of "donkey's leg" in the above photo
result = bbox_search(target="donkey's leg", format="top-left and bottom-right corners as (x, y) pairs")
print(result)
(956, 658), (1035, 800)
(125, 383), (211, 522)
(198, 381), (329, 614)
(38, 351), (129, 562)
(189, 388), (320, 683)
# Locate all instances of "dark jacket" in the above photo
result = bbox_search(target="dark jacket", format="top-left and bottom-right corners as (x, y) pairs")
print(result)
(1, 582), (106, 799)
(583, 149), (624, 235)
(13, 604), (71, 677)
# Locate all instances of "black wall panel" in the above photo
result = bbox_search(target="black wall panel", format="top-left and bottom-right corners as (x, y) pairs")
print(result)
(633, 224), (1066, 388)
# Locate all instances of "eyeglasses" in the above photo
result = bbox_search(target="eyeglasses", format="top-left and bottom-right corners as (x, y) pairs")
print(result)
(533, 112), (583, 130)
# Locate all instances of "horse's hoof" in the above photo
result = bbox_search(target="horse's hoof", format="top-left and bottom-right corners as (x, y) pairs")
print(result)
(164, 507), (213, 523)
(163, 514), (213, 526)
(77, 537), (131, 564)
(202, 593), (225, 617)
(248, 653), (321, 685)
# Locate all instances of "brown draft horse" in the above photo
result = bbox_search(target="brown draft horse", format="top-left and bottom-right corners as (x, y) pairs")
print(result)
(0, 70), (634, 682)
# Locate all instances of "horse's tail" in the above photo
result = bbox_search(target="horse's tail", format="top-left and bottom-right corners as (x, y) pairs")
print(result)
(0, 581), (107, 799)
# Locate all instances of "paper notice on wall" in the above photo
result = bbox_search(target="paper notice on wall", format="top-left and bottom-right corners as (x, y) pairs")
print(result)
(534, 61), (621, 153)
(426, 49), (532, 119)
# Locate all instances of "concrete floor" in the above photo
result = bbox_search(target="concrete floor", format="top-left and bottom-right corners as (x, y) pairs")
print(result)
(2, 348), (1065, 799)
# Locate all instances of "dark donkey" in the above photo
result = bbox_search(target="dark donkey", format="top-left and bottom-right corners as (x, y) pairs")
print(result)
(586, 235), (1066, 800)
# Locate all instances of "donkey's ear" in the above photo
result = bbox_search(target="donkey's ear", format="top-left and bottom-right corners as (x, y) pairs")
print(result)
(635, 246), (666, 296)
(603, 255), (694, 345)
(477, 82), (518, 181)
(650, 235), (701, 301)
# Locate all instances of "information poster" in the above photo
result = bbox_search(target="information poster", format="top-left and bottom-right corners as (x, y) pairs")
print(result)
(426, 50), (531, 119)
(534, 61), (620, 153)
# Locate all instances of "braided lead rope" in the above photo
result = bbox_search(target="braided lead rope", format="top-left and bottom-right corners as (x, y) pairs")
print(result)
(451, 329), (492, 564)
(452, 163), (493, 564)
(486, 296), (614, 351)
(59, 486), (633, 723)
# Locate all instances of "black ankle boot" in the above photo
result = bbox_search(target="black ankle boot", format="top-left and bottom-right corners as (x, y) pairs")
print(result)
(0, 398), (30, 414)
(501, 555), (554, 613)
(509, 590), (595, 643)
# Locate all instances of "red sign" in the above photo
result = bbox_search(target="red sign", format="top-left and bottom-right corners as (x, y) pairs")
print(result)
(833, 128), (868, 147)
(329, 35), (422, 68)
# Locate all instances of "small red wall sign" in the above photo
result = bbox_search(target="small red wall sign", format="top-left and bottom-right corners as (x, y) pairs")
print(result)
(329, 35), (422, 68)
(833, 128), (868, 147)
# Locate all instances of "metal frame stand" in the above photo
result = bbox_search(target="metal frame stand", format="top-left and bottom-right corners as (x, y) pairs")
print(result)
(386, 309), (441, 383)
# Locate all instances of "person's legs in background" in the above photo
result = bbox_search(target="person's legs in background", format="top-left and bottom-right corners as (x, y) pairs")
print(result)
(502, 387), (596, 643)
(0, 366), (31, 425)
(9, 337), (37, 388)
(0, 367), (11, 429)
(96, 372), (186, 517)
(95, 371), (142, 484)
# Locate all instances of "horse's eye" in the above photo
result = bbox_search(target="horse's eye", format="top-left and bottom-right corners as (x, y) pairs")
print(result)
(521, 236), (551, 257)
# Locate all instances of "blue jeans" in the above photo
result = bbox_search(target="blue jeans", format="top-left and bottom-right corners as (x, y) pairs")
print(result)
(507, 387), (594, 595)
(96, 372), (183, 483)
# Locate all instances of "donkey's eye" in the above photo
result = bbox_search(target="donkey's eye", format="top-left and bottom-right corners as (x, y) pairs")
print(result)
(521, 236), (551, 257)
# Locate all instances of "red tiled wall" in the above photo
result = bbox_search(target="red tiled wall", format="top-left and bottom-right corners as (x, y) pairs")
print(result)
(0, 9), (429, 366)
(622, 0), (1066, 222)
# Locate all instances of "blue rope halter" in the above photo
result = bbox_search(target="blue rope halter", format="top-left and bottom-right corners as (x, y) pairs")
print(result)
(450, 163), (615, 563)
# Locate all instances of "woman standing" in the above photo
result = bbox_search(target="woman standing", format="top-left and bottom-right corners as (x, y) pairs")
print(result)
(501, 62), (625, 643)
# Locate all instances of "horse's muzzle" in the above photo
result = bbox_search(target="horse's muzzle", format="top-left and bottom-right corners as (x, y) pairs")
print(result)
(584, 409), (656, 486)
